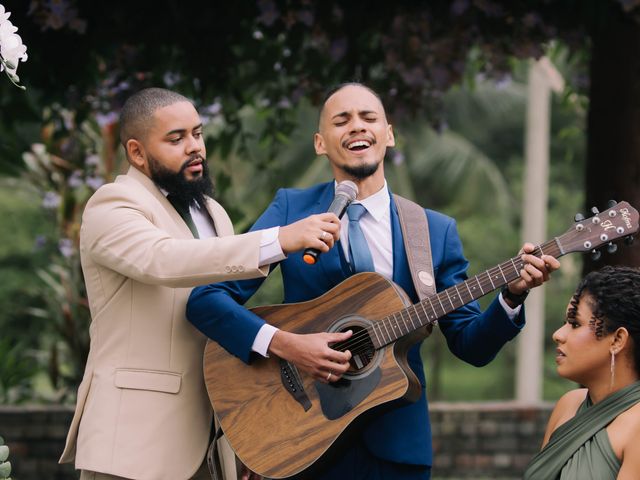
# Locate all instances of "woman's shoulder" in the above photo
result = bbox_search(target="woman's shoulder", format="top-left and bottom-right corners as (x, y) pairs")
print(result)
(555, 388), (589, 415)
(541, 388), (588, 448)
(608, 399), (640, 461)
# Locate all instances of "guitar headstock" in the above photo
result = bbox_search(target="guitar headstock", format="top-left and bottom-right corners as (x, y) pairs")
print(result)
(556, 201), (639, 256)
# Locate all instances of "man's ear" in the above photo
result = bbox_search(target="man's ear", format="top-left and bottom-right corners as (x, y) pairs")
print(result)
(386, 124), (396, 147)
(314, 132), (327, 155)
(126, 139), (147, 172)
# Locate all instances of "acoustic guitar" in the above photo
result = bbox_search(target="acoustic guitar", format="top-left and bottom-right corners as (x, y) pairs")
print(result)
(203, 201), (639, 479)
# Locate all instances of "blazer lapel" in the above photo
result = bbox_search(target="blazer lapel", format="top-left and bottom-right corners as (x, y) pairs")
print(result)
(125, 166), (194, 238)
(202, 197), (234, 237)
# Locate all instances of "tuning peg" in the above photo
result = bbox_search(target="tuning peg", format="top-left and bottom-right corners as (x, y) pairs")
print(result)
(591, 250), (602, 261)
(574, 213), (585, 222)
(607, 199), (617, 208)
(625, 236), (635, 246)
(591, 207), (600, 215)
(607, 242), (618, 254)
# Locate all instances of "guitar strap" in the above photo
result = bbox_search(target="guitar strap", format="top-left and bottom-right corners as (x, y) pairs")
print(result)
(392, 194), (436, 300)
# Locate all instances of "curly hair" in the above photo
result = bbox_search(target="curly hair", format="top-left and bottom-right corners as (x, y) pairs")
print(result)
(572, 265), (640, 372)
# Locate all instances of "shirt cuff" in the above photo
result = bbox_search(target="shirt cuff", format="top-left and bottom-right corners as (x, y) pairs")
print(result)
(251, 324), (279, 357)
(499, 292), (522, 321)
(258, 226), (286, 266)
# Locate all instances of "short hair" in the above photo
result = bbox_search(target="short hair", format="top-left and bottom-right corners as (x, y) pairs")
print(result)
(569, 265), (640, 372)
(318, 82), (386, 123)
(119, 88), (192, 146)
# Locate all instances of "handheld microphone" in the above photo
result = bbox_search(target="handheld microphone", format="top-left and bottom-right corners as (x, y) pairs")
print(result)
(302, 180), (358, 265)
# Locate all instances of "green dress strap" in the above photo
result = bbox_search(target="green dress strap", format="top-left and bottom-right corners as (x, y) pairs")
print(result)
(524, 381), (640, 480)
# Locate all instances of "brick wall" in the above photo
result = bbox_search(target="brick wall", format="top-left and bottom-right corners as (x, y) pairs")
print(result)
(430, 401), (553, 479)
(0, 402), (553, 480)
(0, 405), (75, 480)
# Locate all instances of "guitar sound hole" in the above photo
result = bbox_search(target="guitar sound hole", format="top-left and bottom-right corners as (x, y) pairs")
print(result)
(337, 325), (377, 376)
(329, 315), (383, 380)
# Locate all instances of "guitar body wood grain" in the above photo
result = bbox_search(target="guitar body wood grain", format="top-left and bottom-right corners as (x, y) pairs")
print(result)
(203, 273), (427, 479)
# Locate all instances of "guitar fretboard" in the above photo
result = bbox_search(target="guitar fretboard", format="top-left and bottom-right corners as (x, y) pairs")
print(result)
(367, 238), (562, 349)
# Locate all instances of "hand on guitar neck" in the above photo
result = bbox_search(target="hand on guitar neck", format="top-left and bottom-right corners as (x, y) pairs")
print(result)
(268, 329), (353, 383)
(502, 242), (561, 308)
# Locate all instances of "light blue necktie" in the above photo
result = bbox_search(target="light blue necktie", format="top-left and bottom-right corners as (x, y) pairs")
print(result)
(347, 204), (375, 273)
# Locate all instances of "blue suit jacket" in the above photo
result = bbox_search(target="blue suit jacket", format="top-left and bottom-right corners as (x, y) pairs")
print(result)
(187, 181), (524, 467)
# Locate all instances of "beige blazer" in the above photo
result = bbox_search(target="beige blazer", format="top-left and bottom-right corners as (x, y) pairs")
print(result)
(60, 167), (268, 479)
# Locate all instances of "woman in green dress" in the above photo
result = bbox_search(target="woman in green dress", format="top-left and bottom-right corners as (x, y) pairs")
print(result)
(524, 265), (640, 480)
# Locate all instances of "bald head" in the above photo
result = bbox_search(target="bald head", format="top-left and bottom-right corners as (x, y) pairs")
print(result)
(319, 82), (385, 127)
(119, 88), (193, 147)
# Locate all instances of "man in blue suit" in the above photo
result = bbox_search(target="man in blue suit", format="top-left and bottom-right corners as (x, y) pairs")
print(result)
(187, 83), (560, 479)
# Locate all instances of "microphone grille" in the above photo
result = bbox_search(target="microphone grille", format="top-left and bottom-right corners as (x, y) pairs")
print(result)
(335, 180), (358, 201)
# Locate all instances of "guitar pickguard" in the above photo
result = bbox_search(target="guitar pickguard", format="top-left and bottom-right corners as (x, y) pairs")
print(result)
(314, 367), (382, 420)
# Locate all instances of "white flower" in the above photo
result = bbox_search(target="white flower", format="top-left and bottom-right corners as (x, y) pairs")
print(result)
(0, 4), (28, 89)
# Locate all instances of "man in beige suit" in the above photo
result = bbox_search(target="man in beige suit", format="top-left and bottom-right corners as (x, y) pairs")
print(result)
(59, 88), (341, 480)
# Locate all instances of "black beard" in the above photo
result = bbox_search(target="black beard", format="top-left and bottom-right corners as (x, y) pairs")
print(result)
(148, 154), (215, 208)
(339, 160), (380, 180)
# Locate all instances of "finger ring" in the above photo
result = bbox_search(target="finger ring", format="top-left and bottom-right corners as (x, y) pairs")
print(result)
(320, 231), (327, 240)
(326, 371), (332, 381)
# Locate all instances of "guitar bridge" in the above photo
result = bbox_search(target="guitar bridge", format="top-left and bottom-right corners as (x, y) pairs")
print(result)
(279, 359), (312, 411)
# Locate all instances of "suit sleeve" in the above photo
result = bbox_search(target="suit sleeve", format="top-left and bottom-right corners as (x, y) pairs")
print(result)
(81, 182), (269, 287)
(187, 189), (290, 364)
(435, 217), (525, 367)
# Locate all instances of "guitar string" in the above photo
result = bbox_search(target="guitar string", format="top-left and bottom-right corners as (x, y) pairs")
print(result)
(330, 256), (532, 354)
(329, 243), (560, 356)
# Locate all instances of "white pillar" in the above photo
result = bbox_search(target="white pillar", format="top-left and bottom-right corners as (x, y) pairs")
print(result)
(516, 57), (564, 403)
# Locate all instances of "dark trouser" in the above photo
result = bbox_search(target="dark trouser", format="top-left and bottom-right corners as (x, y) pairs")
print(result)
(289, 440), (431, 480)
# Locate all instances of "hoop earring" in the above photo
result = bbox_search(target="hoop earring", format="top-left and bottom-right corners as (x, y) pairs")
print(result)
(610, 350), (616, 391)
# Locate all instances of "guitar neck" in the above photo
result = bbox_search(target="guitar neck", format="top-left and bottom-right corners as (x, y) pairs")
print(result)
(369, 238), (563, 349)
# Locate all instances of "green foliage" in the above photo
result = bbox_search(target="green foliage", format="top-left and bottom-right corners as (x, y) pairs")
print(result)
(0, 178), (54, 403)
(4, 0), (624, 173)
(414, 60), (586, 401)
(0, 337), (37, 404)
(10, 105), (123, 400)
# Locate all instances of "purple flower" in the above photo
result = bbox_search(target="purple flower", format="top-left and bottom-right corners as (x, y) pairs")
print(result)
(450, 0), (470, 16)
(33, 235), (47, 250)
(86, 176), (105, 190)
(85, 154), (100, 167)
(329, 38), (347, 62)
(163, 71), (181, 87)
(391, 150), (405, 166)
(277, 97), (292, 109)
(58, 238), (74, 258)
(42, 191), (61, 209)
(68, 170), (83, 188)
(297, 10), (314, 27)
(257, 0), (279, 26)
(202, 101), (222, 116)
(495, 74), (512, 90)
(95, 111), (118, 128)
